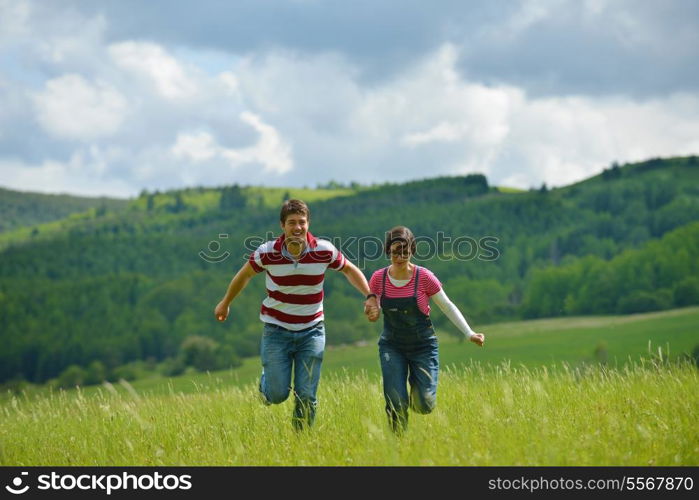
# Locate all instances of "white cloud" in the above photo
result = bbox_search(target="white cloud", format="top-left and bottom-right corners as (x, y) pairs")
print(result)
(237, 50), (361, 119)
(171, 112), (293, 175)
(36, 14), (107, 66)
(0, 148), (134, 197)
(108, 41), (198, 99)
(344, 44), (518, 178)
(498, 92), (699, 188)
(229, 111), (293, 174)
(347, 43), (699, 188)
(2, 3), (698, 197)
(378, 45), (516, 152)
(210, 43), (699, 190)
(217, 71), (239, 94)
(172, 131), (218, 162)
(402, 122), (465, 147)
(0, 0), (31, 47)
(33, 74), (129, 140)
(478, 0), (563, 42)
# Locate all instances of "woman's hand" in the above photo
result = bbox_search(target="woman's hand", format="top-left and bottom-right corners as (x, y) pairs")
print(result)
(469, 333), (485, 346)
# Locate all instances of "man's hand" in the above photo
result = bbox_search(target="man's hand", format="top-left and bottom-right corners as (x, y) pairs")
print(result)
(469, 333), (485, 347)
(214, 301), (230, 322)
(364, 297), (380, 322)
(214, 263), (257, 322)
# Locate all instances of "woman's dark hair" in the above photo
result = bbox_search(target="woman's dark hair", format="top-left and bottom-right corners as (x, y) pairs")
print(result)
(280, 199), (310, 223)
(384, 226), (416, 256)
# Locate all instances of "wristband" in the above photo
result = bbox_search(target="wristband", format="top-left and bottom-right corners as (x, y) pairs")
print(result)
(366, 293), (377, 300)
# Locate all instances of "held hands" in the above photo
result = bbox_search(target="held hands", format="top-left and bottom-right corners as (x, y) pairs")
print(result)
(364, 297), (380, 322)
(214, 301), (230, 322)
(469, 333), (485, 347)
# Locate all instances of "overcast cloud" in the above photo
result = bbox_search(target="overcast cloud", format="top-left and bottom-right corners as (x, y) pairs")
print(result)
(1, 0), (698, 197)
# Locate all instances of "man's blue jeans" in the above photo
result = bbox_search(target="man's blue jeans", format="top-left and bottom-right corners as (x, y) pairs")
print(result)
(259, 321), (325, 430)
(378, 331), (439, 433)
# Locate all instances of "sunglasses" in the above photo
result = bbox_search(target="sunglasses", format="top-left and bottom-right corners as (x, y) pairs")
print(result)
(390, 248), (411, 257)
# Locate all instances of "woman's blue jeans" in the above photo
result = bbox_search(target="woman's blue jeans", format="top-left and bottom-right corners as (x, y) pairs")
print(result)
(378, 331), (439, 433)
(259, 321), (325, 430)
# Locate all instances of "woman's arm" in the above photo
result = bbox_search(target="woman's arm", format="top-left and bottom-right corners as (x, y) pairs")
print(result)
(432, 289), (484, 346)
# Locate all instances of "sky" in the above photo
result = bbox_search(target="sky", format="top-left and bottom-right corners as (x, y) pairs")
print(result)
(1, 0), (698, 198)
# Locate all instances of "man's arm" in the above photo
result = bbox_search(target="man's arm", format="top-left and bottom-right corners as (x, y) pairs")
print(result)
(340, 260), (380, 321)
(214, 262), (258, 322)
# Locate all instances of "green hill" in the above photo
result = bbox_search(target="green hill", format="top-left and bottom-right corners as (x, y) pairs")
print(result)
(1, 156), (698, 386)
(0, 186), (128, 234)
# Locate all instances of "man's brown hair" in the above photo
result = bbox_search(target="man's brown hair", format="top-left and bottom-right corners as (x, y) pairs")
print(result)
(384, 226), (416, 256)
(280, 199), (310, 223)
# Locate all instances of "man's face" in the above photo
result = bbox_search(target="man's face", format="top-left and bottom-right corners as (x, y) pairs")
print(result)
(281, 213), (309, 246)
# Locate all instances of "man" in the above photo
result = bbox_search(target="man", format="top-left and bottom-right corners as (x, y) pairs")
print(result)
(214, 199), (379, 430)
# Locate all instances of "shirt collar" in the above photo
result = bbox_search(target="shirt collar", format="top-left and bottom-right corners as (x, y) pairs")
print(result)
(273, 231), (318, 252)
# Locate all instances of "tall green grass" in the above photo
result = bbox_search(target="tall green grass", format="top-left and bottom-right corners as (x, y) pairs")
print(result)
(1, 362), (697, 466)
(5, 306), (697, 403)
(52, 306), (699, 399)
(2, 308), (697, 465)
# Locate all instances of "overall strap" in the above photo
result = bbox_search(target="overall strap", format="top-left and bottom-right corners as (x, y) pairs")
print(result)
(381, 267), (388, 297)
(413, 266), (421, 297)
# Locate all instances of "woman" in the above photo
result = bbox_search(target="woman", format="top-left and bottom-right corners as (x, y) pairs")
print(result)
(366, 226), (485, 433)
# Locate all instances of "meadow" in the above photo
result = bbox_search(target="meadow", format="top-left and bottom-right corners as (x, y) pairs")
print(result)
(73, 305), (699, 397)
(1, 307), (698, 466)
(1, 364), (697, 466)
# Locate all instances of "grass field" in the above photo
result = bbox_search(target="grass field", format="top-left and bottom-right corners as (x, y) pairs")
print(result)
(1, 307), (698, 466)
(1, 363), (697, 466)
(61, 306), (699, 398)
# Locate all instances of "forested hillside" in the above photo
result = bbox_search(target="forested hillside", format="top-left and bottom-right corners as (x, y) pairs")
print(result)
(1, 156), (698, 386)
(0, 187), (128, 234)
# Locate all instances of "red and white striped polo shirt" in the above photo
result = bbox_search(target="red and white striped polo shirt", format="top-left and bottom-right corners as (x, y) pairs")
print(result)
(248, 231), (346, 330)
